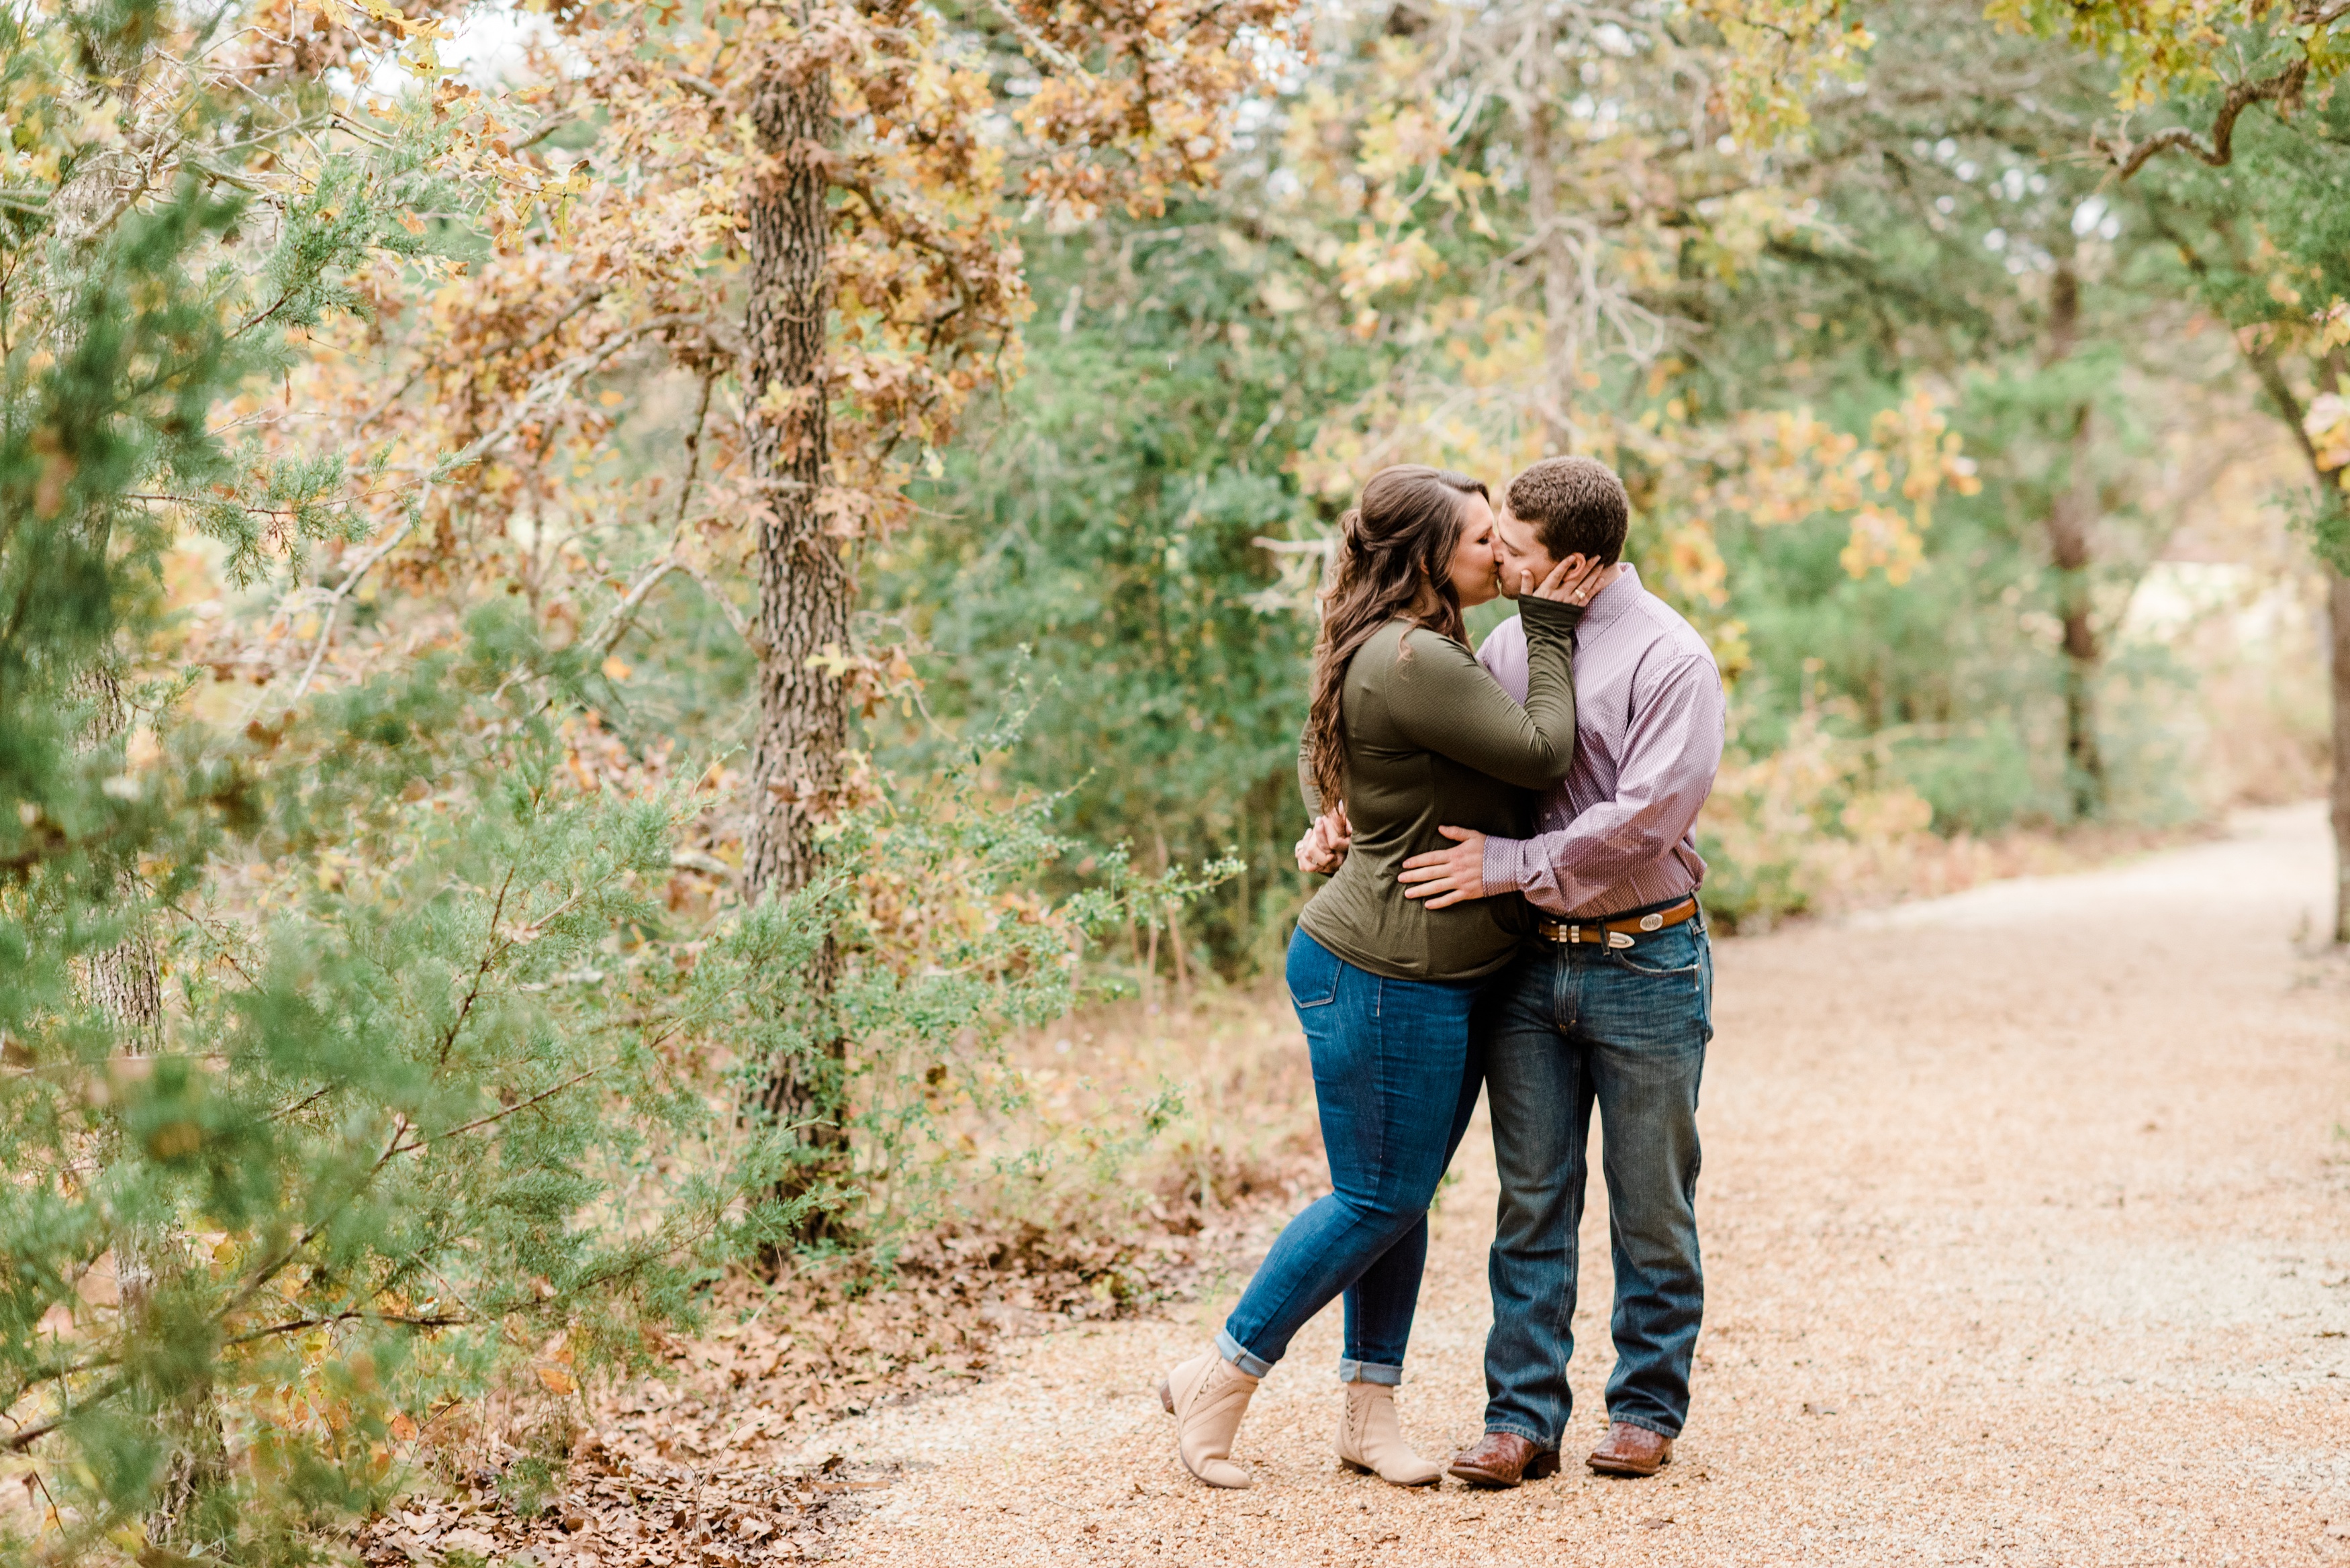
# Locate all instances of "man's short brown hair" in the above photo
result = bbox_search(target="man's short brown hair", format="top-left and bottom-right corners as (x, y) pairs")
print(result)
(1507, 456), (1630, 567)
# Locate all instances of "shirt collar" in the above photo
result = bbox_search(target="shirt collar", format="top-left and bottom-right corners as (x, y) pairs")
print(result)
(1576, 562), (1642, 633)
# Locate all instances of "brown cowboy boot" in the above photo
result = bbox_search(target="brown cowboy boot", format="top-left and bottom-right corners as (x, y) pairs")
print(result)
(1447, 1431), (1560, 1488)
(1585, 1422), (1673, 1477)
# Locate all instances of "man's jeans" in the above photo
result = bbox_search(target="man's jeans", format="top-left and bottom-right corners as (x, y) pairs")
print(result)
(1219, 929), (1485, 1383)
(1480, 920), (1712, 1448)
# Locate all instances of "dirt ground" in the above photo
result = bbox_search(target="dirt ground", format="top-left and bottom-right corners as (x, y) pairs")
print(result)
(775, 803), (2350, 1567)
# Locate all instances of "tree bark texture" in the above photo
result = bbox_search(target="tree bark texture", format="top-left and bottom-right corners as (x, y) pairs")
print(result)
(741, 61), (853, 1191)
(2042, 265), (2106, 819)
(743, 62), (849, 903)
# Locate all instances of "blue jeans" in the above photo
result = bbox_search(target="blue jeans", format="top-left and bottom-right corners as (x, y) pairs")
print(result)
(1219, 929), (1485, 1384)
(1480, 919), (1712, 1448)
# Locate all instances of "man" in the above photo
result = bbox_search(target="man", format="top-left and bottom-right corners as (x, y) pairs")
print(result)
(1296, 455), (1724, 1486)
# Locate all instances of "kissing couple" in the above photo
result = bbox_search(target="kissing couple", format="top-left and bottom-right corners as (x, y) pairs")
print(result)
(1160, 456), (1727, 1489)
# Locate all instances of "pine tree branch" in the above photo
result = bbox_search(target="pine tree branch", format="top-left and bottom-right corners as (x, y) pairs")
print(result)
(126, 494), (312, 518)
(1, 1301), (471, 1421)
(4, 1385), (122, 1452)
(216, 1112), (414, 1327)
(2, 1356), (122, 1412)
(387, 1065), (607, 1155)
(436, 864), (516, 1069)
(225, 1311), (471, 1345)
(263, 1083), (336, 1122)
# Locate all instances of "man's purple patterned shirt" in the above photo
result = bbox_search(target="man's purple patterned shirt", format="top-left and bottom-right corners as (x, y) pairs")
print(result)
(1474, 565), (1726, 919)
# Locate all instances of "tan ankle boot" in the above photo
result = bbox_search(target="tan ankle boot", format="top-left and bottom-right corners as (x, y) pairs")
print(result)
(1335, 1380), (1442, 1486)
(1158, 1348), (1260, 1489)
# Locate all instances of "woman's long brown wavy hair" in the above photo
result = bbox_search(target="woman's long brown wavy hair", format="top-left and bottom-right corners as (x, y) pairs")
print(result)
(1303, 464), (1491, 815)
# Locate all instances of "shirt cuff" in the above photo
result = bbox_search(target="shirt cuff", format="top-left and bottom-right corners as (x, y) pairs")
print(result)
(1481, 834), (1525, 899)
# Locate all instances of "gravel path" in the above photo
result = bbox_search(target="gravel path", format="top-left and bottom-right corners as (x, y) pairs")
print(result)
(794, 803), (2350, 1566)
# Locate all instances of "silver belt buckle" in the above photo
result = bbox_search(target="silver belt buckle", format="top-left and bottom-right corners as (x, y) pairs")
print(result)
(1607, 931), (1634, 949)
(1639, 912), (1664, 931)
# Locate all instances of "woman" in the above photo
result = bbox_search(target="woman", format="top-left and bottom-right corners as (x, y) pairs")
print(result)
(1158, 464), (1600, 1489)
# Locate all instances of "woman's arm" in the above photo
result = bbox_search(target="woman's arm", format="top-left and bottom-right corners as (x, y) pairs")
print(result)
(1384, 593), (1581, 789)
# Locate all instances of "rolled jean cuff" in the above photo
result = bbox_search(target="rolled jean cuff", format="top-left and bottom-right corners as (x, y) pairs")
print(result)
(1215, 1328), (1274, 1380)
(1337, 1357), (1402, 1386)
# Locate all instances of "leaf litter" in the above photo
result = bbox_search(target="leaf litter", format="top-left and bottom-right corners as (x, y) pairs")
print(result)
(358, 1141), (1323, 1567)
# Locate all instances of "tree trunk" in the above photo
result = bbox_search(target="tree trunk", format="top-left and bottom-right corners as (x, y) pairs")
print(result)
(743, 62), (847, 901)
(2047, 403), (2106, 818)
(2042, 264), (2106, 820)
(78, 664), (166, 1279)
(77, 668), (228, 1548)
(741, 60), (854, 1198)
(92, 925), (226, 1551)
(1520, 30), (1576, 454)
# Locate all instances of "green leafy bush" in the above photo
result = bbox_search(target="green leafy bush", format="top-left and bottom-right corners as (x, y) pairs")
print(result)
(5, 630), (1227, 1563)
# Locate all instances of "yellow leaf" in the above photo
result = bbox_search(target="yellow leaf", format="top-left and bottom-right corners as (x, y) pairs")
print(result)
(600, 655), (631, 681)
(536, 1364), (577, 1395)
(352, 0), (413, 32)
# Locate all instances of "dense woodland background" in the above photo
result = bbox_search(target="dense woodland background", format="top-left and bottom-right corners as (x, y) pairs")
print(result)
(1, 0), (2345, 1557)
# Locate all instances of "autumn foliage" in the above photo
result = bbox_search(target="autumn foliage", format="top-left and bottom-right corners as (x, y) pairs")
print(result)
(3, 0), (2345, 1555)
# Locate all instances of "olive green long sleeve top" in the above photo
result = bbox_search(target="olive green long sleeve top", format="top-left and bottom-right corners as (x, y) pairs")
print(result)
(1296, 593), (1582, 983)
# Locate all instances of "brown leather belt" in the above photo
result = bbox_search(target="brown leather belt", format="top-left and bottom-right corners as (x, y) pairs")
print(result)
(1536, 895), (1699, 950)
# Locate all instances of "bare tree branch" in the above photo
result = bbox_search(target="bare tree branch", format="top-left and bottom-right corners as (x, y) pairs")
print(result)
(982, 0), (1087, 75)
(2103, 58), (2309, 181)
